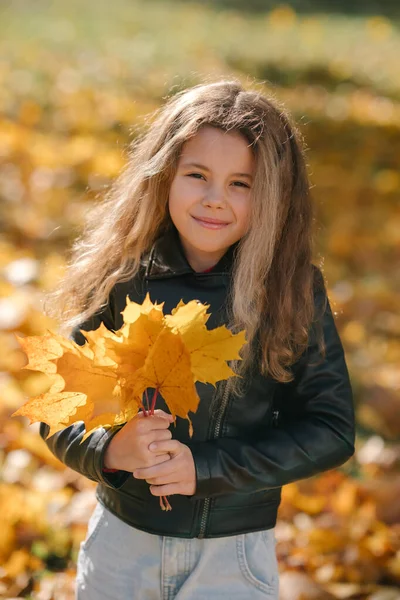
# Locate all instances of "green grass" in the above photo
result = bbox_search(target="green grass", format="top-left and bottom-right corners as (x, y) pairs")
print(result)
(0, 0), (399, 103)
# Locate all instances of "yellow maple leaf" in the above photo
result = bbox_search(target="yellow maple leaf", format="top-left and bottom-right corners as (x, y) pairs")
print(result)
(12, 391), (89, 438)
(12, 294), (247, 444)
(123, 326), (199, 436)
(122, 292), (165, 324)
(81, 322), (119, 368)
(15, 332), (64, 375)
(103, 294), (164, 376)
(164, 299), (247, 385)
(12, 331), (123, 442)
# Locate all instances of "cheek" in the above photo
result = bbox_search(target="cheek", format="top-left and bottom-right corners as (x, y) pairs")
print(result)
(168, 179), (196, 214)
(168, 187), (193, 232)
(234, 200), (252, 233)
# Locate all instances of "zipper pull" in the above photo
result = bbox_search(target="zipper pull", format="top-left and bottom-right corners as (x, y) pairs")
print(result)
(272, 410), (280, 427)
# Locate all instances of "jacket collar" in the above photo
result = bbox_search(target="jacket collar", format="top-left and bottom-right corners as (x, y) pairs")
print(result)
(143, 223), (239, 279)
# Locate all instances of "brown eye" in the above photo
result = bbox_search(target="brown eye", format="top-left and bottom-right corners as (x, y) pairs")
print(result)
(187, 173), (205, 180)
(233, 181), (250, 188)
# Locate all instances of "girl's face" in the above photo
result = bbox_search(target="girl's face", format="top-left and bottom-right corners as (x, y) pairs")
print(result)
(168, 125), (254, 272)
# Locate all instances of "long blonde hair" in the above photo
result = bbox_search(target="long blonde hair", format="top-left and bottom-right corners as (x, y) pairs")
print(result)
(44, 78), (327, 397)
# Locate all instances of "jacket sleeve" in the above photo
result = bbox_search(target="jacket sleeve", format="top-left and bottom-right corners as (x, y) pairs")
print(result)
(39, 291), (131, 489)
(186, 287), (356, 499)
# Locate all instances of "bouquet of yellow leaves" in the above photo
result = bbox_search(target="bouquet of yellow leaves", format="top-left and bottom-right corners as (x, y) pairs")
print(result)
(12, 293), (247, 510)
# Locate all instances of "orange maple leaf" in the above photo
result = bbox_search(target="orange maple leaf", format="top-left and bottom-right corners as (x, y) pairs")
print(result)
(12, 332), (124, 442)
(123, 326), (200, 436)
(12, 293), (248, 443)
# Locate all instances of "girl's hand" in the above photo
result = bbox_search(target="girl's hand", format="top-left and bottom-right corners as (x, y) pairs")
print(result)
(133, 439), (196, 497)
(104, 409), (174, 473)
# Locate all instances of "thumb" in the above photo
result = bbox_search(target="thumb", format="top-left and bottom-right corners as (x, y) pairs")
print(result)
(153, 409), (175, 421)
(154, 408), (173, 419)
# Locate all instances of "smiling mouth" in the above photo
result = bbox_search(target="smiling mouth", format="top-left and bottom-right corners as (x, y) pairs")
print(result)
(192, 216), (230, 226)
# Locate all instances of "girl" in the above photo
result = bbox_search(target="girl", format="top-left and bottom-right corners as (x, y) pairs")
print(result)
(41, 79), (356, 599)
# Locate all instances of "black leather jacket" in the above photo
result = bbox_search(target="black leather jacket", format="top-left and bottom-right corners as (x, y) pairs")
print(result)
(39, 225), (356, 539)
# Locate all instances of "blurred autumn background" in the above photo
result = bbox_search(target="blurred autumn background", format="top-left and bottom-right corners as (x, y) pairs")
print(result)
(1, 0), (400, 598)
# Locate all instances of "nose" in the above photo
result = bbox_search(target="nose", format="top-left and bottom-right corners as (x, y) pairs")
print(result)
(202, 185), (227, 208)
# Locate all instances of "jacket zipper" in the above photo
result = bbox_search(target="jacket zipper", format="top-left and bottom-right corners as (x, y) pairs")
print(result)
(197, 389), (280, 538)
(197, 381), (231, 538)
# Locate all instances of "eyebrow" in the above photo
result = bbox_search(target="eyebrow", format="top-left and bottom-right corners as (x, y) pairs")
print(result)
(181, 162), (253, 180)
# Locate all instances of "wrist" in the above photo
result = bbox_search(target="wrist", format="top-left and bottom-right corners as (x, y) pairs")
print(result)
(103, 438), (118, 470)
(100, 423), (128, 475)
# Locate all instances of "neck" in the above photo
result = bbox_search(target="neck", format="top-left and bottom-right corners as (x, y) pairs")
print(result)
(178, 235), (228, 273)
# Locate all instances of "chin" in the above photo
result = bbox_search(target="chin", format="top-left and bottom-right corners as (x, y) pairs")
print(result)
(191, 237), (229, 249)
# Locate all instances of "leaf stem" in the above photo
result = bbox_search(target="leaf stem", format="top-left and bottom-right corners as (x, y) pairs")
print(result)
(145, 389), (150, 413)
(139, 399), (148, 417)
(160, 496), (172, 511)
(150, 388), (159, 415)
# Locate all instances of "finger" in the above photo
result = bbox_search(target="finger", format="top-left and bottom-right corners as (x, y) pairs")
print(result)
(152, 453), (173, 466)
(149, 439), (181, 455)
(130, 453), (170, 475)
(146, 472), (180, 485)
(137, 409), (173, 420)
(149, 484), (181, 496)
(134, 456), (178, 480)
(149, 429), (173, 443)
(152, 409), (176, 422)
(138, 415), (174, 431)
(147, 417), (174, 430)
(142, 429), (172, 449)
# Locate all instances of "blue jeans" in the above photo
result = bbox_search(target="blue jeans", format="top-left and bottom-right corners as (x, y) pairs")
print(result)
(75, 500), (279, 599)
